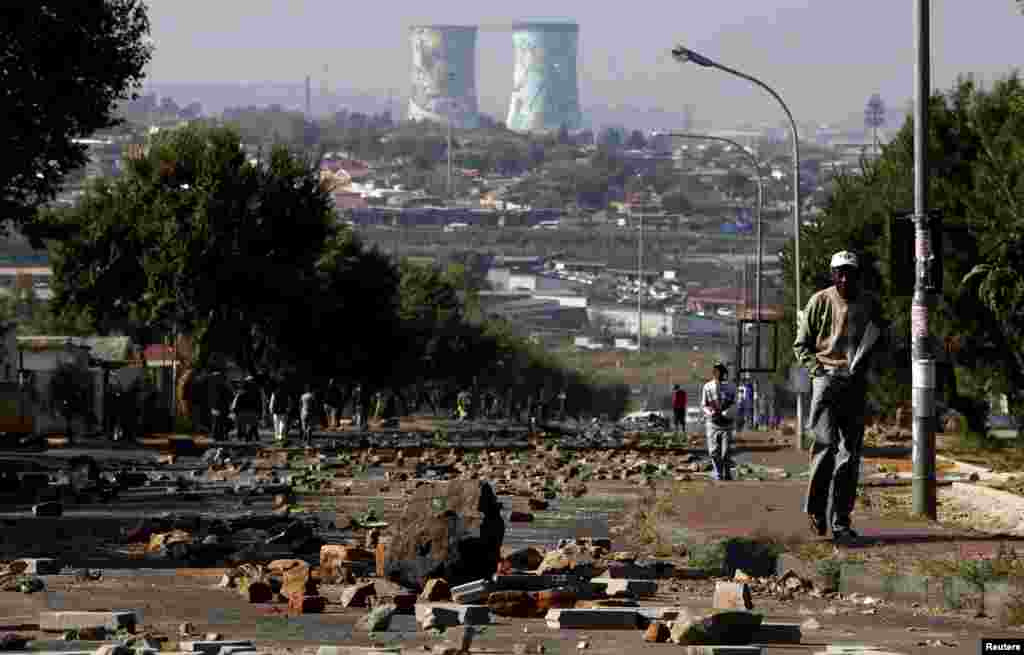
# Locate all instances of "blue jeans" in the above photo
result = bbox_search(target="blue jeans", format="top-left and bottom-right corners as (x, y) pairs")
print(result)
(705, 421), (733, 479)
(804, 374), (866, 530)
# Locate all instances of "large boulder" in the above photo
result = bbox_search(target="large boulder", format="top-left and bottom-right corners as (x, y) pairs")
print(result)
(384, 480), (504, 591)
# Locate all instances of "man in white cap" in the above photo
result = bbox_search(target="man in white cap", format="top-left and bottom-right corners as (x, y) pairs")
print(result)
(794, 250), (887, 543)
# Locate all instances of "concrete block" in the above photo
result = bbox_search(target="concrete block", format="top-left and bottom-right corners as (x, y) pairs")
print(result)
(594, 578), (658, 598)
(713, 581), (753, 610)
(686, 648), (764, 655)
(38, 611), (138, 633)
(15, 558), (62, 575)
(180, 641), (254, 655)
(1, 651), (96, 655)
(675, 567), (713, 579)
(601, 563), (653, 579)
(544, 608), (642, 629)
(415, 604), (490, 629)
(751, 623), (802, 644)
(316, 648), (401, 655)
(774, 553), (816, 580)
(450, 579), (493, 604)
(492, 574), (575, 592)
(638, 607), (682, 622)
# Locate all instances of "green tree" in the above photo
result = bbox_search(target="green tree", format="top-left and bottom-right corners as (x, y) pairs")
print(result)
(37, 124), (338, 377)
(781, 73), (1024, 426)
(2, 1), (153, 244)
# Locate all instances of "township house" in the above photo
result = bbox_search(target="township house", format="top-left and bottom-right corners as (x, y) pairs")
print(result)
(2, 327), (180, 436)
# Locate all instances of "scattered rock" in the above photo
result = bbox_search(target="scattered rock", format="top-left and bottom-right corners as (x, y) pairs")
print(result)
(340, 581), (377, 608)
(503, 547), (544, 571)
(713, 581), (754, 611)
(384, 480), (505, 591)
(644, 622), (671, 643)
(244, 581), (273, 603)
(359, 603), (396, 631)
(32, 501), (62, 517)
(0, 633), (29, 651)
(288, 593), (326, 614)
(420, 578), (451, 602)
(488, 591), (538, 618)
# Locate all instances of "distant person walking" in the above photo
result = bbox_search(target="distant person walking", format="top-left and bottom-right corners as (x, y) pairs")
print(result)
(324, 379), (341, 430)
(299, 385), (319, 443)
(231, 377), (260, 442)
(794, 251), (887, 544)
(702, 362), (736, 481)
(269, 384), (290, 442)
(671, 384), (688, 434)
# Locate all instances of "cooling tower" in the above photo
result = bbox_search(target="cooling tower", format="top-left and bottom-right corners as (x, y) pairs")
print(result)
(408, 25), (480, 128)
(506, 22), (582, 133)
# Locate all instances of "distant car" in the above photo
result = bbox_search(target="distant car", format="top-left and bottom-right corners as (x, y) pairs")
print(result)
(620, 410), (671, 428)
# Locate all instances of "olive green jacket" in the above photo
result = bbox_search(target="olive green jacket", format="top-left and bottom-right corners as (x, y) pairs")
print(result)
(793, 286), (887, 376)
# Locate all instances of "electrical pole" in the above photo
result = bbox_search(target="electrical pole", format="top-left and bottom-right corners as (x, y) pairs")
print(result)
(912, 0), (937, 519)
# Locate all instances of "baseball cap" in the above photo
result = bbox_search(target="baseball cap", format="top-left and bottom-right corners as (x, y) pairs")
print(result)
(830, 251), (859, 269)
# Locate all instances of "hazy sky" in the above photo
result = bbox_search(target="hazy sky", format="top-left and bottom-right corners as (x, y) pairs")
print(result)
(146, 1), (1023, 126)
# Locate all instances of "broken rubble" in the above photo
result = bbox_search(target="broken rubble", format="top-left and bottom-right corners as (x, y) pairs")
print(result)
(420, 578), (451, 602)
(358, 604), (397, 632)
(38, 611), (137, 633)
(32, 501), (62, 517)
(593, 578), (658, 598)
(544, 608), (642, 630)
(750, 623), (802, 644)
(670, 611), (765, 646)
(14, 558), (61, 575)
(180, 641), (254, 655)
(384, 481), (504, 591)
(488, 591), (538, 618)
(644, 622), (672, 643)
(415, 604), (491, 629)
(713, 582), (754, 611)
(450, 579), (493, 604)
(339, 582), (376, 608)
(288, 593), (326, 614)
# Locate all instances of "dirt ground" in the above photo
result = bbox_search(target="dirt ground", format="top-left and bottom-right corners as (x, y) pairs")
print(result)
(2, 425), (1023, 655)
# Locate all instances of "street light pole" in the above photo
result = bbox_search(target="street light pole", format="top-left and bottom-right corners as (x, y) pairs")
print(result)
(446, 73), (456, 204)
(912, 0), (937, 519)
(671, 45), (802, 449)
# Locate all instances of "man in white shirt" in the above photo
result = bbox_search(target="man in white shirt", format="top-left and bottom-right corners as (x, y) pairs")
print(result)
(300, 385), (318, 443)
(702, 361), (737, 481)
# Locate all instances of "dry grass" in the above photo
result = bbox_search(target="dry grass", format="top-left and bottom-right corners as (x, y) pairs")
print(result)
(622, 480), (706, 557)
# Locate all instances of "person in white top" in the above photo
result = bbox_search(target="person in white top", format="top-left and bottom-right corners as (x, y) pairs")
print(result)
(702, 361), (737, 480)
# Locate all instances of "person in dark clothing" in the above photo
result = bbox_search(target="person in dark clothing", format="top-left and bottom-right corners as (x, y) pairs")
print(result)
(231, 377), (261, 442)
(671, 384), (688, 434)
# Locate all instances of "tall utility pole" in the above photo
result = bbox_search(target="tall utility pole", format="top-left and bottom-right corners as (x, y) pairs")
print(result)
(912, 0), (938, 519)
(637, 203), (644, 349)
(305, 75), (312, 119)
(447, 74), (455, 204)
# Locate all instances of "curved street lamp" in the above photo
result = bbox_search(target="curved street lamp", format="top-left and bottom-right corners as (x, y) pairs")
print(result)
(670, 44), (804, 449)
